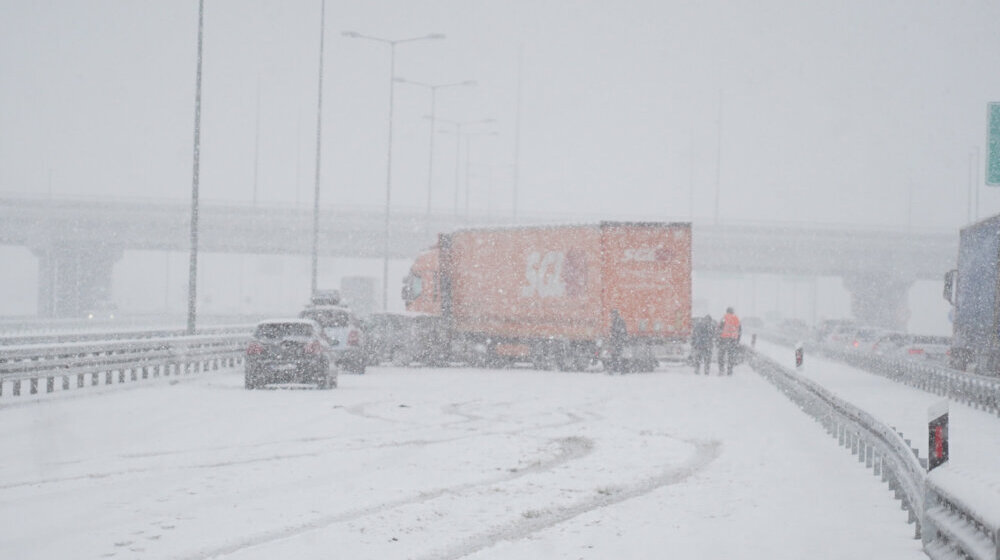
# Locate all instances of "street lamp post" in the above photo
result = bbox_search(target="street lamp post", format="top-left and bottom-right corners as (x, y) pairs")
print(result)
(342, 31), (445, 312)
(310, 0), (327, 297)
(435, 117), (495, 217)
(186, 0), (205, 335)
(395, 77), (475, 218)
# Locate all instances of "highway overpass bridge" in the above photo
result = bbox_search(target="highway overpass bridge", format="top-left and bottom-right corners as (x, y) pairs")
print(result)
(0, 195), (959, 328)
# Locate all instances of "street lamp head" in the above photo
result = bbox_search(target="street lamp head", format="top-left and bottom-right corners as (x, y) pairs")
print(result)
(461, 80), (477, 87)
(426, 33), (446, 40)
(341, 30), (361, 38)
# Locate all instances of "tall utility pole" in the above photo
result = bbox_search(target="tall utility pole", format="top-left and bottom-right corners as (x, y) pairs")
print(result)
(968, 149), (974, 223)
(186, 0), (205, 335)
(713, 90), (723, 226)
(395, 78), (475, 218)
(512, 44), (523, 221)
(436, 117), (495, 217)
(974, 147), (981, 220)
(341, 31), (445, 311)
(252, 77), (261, 206)
(310, 0), (326, 296)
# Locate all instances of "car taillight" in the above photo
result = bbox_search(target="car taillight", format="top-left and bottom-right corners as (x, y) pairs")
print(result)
(305, 340), (322, 354)
(908, 348), (924, 355)
(347, 330), (360, 347)
(247, 342), (264, 356)
(852, 340), (859, 348)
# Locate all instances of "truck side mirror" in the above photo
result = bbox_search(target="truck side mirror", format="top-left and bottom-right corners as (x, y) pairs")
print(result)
(943, 269), (956, 305)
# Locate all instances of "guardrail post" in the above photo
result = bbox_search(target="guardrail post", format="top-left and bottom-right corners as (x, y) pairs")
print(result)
(865, 444), (873, 468)
(77, 373), (84, 388)
(118, 369), (126, 383)
(851, 433), (859, 456)
(13, 380), (20, 396)
(30, 377), (38, 394)
(62, 376), (69, 390)
(873, 451), (881, 476)
(105, 370), (113, 385)
(142, 366), (149, 379)
(91, 372), (99, 386)
(46, 377), (54, 393)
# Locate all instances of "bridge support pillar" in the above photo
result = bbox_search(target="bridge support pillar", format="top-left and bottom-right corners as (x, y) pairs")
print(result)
(34, 243), (123, 318)
(842, 274), (912, 331)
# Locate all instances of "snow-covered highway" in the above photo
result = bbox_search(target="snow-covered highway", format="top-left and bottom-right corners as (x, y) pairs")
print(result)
(0, 361), (925, 559)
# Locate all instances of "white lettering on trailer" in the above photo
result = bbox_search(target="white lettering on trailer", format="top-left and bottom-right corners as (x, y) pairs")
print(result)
(521, 251), (566, 298)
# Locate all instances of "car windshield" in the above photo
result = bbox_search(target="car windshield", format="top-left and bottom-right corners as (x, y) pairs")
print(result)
(255, 323), (313, 339)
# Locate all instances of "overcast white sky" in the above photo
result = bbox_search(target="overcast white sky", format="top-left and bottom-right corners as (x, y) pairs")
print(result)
(3, 0), (1000, 228)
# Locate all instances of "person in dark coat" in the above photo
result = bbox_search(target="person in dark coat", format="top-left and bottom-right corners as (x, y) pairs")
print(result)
(691, 314), (715, 375)
(608, 309), (628, 374)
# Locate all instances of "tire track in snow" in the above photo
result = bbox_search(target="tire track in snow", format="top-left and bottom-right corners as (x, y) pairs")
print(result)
(1, 400), (582, 491)
(179, 436), (595, 560)
(419, 437), (722, 560)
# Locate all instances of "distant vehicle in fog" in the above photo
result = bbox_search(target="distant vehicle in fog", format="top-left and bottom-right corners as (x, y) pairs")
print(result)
(845, 326), (887, 352)
(363, 311), (449, 367)
(894, 335), (951, 363)
(84, 300), (117, 320)
(245, 319), (338, 390)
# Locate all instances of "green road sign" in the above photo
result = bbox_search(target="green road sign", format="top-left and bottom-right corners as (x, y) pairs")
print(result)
(988, 102), (1000, 185)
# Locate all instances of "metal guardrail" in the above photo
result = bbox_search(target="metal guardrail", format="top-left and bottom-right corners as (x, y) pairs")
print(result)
(747, 350), (927, 539)
(760, 329), (1000, 417)
(923, 468), (1000, 560)
(0, 332), (250, 397)
(822, 345), (1000, 418)
(755, 332), (1000, 559)
(0, 323), (255, 347)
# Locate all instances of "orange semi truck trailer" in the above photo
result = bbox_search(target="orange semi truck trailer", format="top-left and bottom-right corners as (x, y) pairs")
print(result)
(402, 222), (692, 371)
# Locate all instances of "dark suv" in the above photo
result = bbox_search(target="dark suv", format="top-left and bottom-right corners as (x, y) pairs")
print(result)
(245, 319), (338, 389)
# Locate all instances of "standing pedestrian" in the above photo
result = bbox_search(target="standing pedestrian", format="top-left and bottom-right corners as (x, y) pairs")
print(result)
(608, 309), (628, 374)
(691, 314), (714, 375)
(717, 306), (741, 376)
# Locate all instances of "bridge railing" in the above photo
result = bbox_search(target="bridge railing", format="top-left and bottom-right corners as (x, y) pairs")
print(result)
(0, 332), (251, 397)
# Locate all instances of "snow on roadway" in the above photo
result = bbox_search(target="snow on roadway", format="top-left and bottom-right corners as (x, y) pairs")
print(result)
(0, 362), (924, 559)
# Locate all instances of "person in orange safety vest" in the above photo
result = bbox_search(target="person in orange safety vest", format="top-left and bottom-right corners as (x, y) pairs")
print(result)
(717, 307), (741, 376)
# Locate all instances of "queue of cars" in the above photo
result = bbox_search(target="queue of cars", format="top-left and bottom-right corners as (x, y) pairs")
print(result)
(811, 319), (951, 365)
(244, 291), (450, 390)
